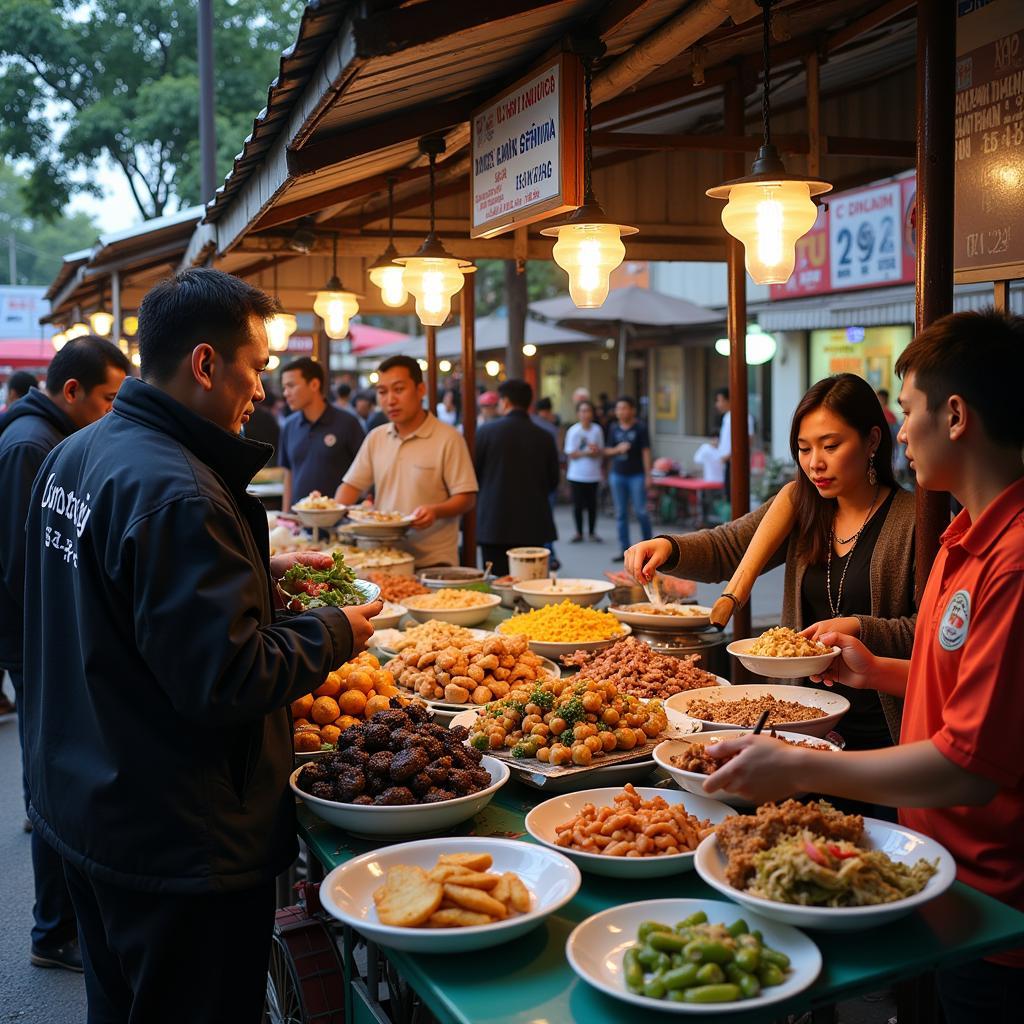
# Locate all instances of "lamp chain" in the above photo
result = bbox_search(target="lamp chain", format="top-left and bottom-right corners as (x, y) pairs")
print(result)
(332, 232), (339, 277)
(387, 176), (396, 242)
(428, 151), (437, 236)
(761, 0), (772, 147)
(583, 56), (594, 203)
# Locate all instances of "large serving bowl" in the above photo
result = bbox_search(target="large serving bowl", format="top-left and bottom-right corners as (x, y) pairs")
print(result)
(566, 898), (822, 1015)
(506, 623), (631, 661)
(727, 637), (840, 679)
(289, 755), (509, 839)
(525, 787), (735, 878)
(290, 504), (347, 530)
(608, 603), (712, 631)
(666, 683), (850, 738)
(513, 578), (615, 609)
(401, 592), (502, 627)
(653, 732), (843, 808)
(694, 819), (957, 932)
(318, 836), (581, 953)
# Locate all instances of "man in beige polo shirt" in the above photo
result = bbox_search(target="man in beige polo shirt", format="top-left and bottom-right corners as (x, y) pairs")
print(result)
(336, 356), (477, 568)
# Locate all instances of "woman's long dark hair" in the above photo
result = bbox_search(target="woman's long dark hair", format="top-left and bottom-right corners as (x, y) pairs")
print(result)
(789, 373), (896, 565)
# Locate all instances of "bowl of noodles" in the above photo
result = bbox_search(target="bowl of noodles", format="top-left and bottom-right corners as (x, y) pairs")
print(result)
(694, 802), (956, 931)
(728, 628), (839, 680)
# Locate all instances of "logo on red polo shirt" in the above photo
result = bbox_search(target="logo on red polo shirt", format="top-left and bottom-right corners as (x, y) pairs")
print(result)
(323, 434), (337, 448)
(938, 589), (971, 651)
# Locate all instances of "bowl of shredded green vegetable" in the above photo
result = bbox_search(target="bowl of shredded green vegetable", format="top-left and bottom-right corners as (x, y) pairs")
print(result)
(279, 551), (380, 612)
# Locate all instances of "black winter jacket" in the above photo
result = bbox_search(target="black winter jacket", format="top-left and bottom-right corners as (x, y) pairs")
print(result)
(474, 409), (559, 545)
(22, 378), (354, 893)
(0, 389), (76, 671)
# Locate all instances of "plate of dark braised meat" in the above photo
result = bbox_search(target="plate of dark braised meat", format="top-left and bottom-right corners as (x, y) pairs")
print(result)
(290, 703), (510, 837)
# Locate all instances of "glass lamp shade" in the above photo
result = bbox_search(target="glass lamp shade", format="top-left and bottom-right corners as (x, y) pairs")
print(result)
(88, 310), (114, 336)
(368, 263), (408, 308)
(549, 222), (627, 308)
(266, 312), (297, 352)
(67, 322), (90, 340)
(714, 326), (778, 366)
(397, 258), (467, 327)
(313, 286), (359, 340)
(122, 315), (139, 336)
(51, 331), (68, 351)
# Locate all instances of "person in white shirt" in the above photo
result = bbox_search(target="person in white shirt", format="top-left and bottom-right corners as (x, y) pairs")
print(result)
(564, 399), (605, 542)
(436, 388), (459, 427)
(714, 387), (754, 495)
(693, 440), (725, 483)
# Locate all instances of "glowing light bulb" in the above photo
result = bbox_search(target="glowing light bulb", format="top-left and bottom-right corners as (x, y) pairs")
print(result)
(122, 315), (139, 336)
(313, 286), (359, 340)
(52, 331), (68, 351)
(66, 323), (90, 340)
(88, 310), (114, 336)
(522, 344), (537, 357)
(370, 265), (408, 308)
(267, 355), (280, 370)
(439, 359), (452, 373)
(549, 223), (626, 308)
(484, 360), (500, 378)
(266, 312), (297, 352)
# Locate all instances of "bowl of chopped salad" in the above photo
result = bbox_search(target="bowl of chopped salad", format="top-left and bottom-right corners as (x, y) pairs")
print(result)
(278, 551), (380, 612)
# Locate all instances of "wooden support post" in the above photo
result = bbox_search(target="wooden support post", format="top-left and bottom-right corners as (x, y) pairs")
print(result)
(912, 0), (955, 604)
(725, 79), (752, 660)
(425, 325), (438, 415)
(314, 322), (330, 374)
(805, 51), (821, 179)
(993, 279), (1010, 312)
(460, 279), (477, 567)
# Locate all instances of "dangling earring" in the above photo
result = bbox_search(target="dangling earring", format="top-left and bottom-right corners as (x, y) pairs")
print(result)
(868, 451), (878, 487)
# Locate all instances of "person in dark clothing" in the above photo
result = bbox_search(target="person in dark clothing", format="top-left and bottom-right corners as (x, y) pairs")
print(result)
(4, 370), (39, 407)
(0, 335), (131, 973)
(279, 357), (364, 510)
(605, 395), (652, 559)
(243, 389), (281, 451)
(20, 269), (382, 1024)
(531, 397), (562, 569)
(474, 379), (559, 576)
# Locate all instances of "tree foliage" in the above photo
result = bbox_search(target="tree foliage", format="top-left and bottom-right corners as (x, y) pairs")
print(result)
(0, 0), (304, 221)
(0, 159), (96, 284)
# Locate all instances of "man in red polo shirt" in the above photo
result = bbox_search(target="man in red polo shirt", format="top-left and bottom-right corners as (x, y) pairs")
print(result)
(702, 310), (1024, 1023)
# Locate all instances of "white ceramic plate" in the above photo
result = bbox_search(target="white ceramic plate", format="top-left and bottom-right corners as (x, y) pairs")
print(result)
(289, 755), (509, 839)
(566, 897), (822, 1014)
(500, 623), (632, 661)
(339, 521), (412, 541)
(402, 592), (502, 627)
(653, 733), (842, 808)
(290, 504), (348, 529)
(346, 508), (412, 526)
(665, 684), (849, 738)
(512, 578), (615, 608)
(609, 604), (713, 630)
(695, 819), (957, 931)
(727, 638), (840, 679)
(370, 602), (407, 630)
(525, 787), (735, 878)
(319, 837), (581, 953)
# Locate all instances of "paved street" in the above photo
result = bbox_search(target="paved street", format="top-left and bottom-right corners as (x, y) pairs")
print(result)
(0, 501), (785, 1024)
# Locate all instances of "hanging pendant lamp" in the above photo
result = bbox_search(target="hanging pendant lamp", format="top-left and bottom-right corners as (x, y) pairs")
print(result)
(393, 137), (476, 328)
(88, 282), (114, 336)
(368, 177), (409, 308)
(706, 0), (831, 285)
(266, 258), (297, 353)
(540, 46), (637, 309)
(312, 233), (360, 339)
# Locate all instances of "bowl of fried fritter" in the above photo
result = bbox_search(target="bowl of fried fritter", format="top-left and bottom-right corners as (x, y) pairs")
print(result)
(290, 702), (509, 838)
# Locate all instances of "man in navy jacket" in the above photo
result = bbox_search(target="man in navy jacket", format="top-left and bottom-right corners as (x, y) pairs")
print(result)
(21, 269), (382, 1023)
(0, 335), (130, 972)
(474, 378), (559, 576)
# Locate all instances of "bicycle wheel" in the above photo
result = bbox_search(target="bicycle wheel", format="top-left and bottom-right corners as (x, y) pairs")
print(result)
(265, 905), (345, 1024)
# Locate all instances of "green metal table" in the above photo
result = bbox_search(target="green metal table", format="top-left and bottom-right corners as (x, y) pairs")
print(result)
(297, 777), (1024, 1024)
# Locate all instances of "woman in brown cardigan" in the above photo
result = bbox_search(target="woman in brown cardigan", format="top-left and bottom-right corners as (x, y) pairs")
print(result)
(626, 373), (916, 752)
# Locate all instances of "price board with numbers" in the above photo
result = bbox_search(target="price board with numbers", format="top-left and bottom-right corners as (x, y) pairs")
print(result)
(829, 182), (906, 291)
(954, 0), (1024, 282)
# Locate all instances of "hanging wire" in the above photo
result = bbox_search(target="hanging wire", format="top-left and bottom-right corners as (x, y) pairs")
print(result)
(272, 256), (278, 296)
(332, 232), (339, 277)
(761, 0), (773, 147)
(386, 176), (397, 243)
(583, 55), (594, 203)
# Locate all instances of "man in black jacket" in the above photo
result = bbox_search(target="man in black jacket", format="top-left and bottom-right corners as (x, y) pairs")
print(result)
(21, 269), (382, 1024)
(0, 335), (130, 973)
(474, 378), (559, 576)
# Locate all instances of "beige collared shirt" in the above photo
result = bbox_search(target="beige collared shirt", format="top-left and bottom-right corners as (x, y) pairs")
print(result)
(342, 412), (478, 567)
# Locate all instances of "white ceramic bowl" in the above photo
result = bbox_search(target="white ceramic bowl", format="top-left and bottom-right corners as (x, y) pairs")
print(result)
(566, 897), (822, 1014)
(418, 566), (489, 589)
(501, 623), (631, 661)
(694, 819), (957, 931)
(653, 732), (843, 808)
(609, 603), (712, 631)
(525, 787), (735, 878)
(346, 508), (413, 527)
(401, 592), (502, 627)
(290, 504), (348, 530)
(512, 578), (615, 609)
(318, 836), (581, 953)
(339, 521), (412, 542)
(666, 683), (850, 738)
(727, 637), (840, 679)
(370, 602), (406, 630)
(289, 755), (509, 839)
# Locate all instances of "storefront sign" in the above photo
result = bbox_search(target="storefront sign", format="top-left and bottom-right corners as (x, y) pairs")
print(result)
(769, 174), (916, 300)
(470, 55), (583, 239)
(954, 0), (1024, 282)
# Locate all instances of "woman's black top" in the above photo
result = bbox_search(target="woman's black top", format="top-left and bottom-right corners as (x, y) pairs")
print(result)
(801, 488), (897, 751)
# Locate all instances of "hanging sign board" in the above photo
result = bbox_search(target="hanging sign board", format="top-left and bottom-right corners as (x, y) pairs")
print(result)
(470, 54), (583, 239)
(954, 0), (1024, 283)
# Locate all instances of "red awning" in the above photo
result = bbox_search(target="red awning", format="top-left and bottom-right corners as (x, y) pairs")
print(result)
(0, 339), (55, 370)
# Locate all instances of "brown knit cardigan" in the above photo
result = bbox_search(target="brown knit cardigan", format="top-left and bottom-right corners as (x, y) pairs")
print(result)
(660, 486), (917, 742)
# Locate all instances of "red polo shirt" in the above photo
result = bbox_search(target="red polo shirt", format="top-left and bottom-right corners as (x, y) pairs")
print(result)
(900, 476), (1024, 967)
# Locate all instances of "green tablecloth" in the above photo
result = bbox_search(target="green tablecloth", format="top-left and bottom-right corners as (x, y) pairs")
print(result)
(298, 776), (1024, 1024)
